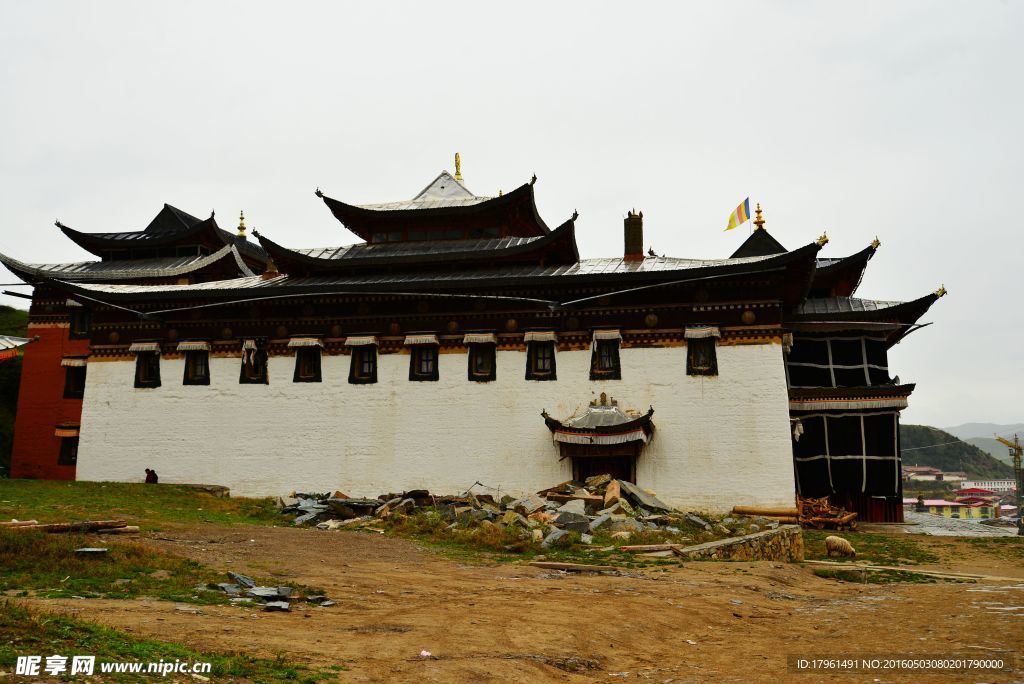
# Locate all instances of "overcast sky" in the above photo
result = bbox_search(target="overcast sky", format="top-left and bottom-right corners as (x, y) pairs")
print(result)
(1, 1), (1020, 428)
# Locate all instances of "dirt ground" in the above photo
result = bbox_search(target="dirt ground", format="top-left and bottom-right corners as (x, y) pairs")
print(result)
(25, 526), (1024, 683)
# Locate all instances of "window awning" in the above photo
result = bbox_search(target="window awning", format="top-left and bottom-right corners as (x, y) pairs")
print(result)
(54, 425), (80, 438)
(176, 341), (210, 352)
(242, 339), (258, 351)
(404, 334), (438, 346)
(524, 331), (557, 343)
(65, 299), (83, 308)
(463, 333), (497, 345)
(592, 329), (622, 341)
(287, 337), (323, 348)
(684, 326), (721, 339)
(60, 357), (88, 367)
(128, 342), (161, 353)
(345, 336), (378, 347)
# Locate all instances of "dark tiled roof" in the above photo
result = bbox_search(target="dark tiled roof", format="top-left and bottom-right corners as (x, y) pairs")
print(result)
(795, 297), (906, 316)
(730, 228), (787, 258)
(0, 245), (255, 282)
(284, 235), (543, 261)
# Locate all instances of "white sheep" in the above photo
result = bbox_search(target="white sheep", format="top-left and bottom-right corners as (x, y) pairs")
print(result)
(824, 535), (856, 558)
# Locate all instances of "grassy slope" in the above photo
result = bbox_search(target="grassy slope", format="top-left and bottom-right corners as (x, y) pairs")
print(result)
(900, 424), (1013, 479)
(0, 305), (28, 477)
(0, 601), (341, 683)
(0, 480), (281, 528)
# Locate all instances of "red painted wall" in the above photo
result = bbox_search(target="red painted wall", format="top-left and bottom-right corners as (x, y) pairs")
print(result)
(9, 321), (88, 480)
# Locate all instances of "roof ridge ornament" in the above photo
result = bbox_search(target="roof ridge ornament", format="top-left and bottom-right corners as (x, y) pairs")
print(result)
(315, 187), (324, 198)
(237, 210), (246, 238)
(531, 174), (537, 186)
(753, 203), (765, 230)
(871, 236), (881, 250)
(817, 231), (829, 246)
(453, 153), (463, 181)
(935, 284), (947, 297)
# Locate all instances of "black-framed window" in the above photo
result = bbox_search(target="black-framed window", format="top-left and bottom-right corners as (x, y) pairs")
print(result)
(63, 365), (87, 399)
(239, 348), (268, 384)
(68, 309), (91, 339)
(349, 345), (377, 384)
(590, 339), (621, 380)
(686, 338), (718, 376)
(526, 341), (556, 381)
(409, 345), (439, 382)
(293, 347), (322, 383)
(467, 343), (496, 382)
(183, 351), (210, 385)
(134, 352), (161, 388)
(58, 437), (79, 465)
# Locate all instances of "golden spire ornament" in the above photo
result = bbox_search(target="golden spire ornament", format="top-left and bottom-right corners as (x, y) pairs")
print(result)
(454, 152), (463, 181)
(753, 203), (765, 230)
(237, 210), (246, 237)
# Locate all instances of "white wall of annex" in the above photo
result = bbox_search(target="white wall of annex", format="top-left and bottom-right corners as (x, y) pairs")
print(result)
(76, 343), (795, 512)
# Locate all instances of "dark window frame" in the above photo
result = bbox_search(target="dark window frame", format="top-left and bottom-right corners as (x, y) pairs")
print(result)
(526, 341), (557, 381)
(183, 350), (211, 385)
(68, 308), (91, 339)
(58, 436), (78, 466)
(589, 339), (621, 380)
(134, 352), (161, 388)
(467, 343), (497, 382)
(239, 348), (269, 385)
(63, 365), (87, 399)
(686, 338), (718, 377)
(293, 347), (323, 383)
(409, 344), (439, 382)
(348, 345), (378, 384)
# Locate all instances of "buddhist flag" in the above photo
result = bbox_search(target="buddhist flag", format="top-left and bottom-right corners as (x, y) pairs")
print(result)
(724, 198), (750, 231)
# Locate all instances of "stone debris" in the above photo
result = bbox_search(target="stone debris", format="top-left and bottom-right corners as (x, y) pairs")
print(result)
(209, 573), (333, 613)
(280, 477), (759, 551)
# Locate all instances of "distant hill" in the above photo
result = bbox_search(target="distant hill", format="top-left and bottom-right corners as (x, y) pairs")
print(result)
(945, 422), (1024, 440)
(0, 305), (28, 337)
(900, 424), (1013, 480)
(0, 305), (28, 476)
(965, 437), (1016, 466)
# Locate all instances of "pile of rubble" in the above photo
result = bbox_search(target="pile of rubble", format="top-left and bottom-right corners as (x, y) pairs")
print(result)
(206, 572), (334, 612)
(281, 475), (782, 548)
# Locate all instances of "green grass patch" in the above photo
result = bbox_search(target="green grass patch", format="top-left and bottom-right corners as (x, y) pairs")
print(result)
(803, 530), (940, 566)
(962, 536), (1024, 560)
(0, 480), (280, 529)
(0, 529), (323, 604)
(812, 568), (939, 584)
(0, 600), (341, 682)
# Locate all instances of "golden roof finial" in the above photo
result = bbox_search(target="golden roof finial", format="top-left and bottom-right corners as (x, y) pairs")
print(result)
(753, 203), (765, 230)
(453, 152), (463, 181)
(936, 284), (947, 297)
(871, 236), (881, 250)
(237, 210), (246, 237)
(816, 231), (829, 246)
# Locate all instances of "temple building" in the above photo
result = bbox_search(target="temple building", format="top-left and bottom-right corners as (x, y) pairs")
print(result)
(0, 161), (944, 516)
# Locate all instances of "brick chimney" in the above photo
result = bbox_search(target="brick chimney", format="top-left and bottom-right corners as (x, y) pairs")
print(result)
(624, 210), (644, 261)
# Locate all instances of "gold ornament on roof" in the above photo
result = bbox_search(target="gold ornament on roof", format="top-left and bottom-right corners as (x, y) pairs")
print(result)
(454, 152), (463, 181)
(871, 236), (881, 250)
(237, 210), (246, 237)
(753, 203), (765, 230)
(816, 231), (829, 246)
(935, 284), (947, 297)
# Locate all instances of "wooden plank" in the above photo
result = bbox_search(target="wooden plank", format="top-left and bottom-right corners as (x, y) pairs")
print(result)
(732, 506), (800, 517)
(11, 520), (128, 534)
(528, 561), (619, 572)
(618, 543), (682, 552)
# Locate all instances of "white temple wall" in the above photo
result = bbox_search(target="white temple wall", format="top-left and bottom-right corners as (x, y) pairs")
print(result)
(77, 342), (795, 513)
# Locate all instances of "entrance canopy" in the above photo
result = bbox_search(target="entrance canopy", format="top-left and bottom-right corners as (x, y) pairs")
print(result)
(542, 394), (654, 445)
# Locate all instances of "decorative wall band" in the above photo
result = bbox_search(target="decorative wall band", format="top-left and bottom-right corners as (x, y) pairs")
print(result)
(344, 336), (378, 346)
(128, 342), (161, 353)
(684, 326), (721, 339)
(524, 331), (557, 343)
(789, 398), (908, 411)
(403, 334), (439, 346)
(176, 341), (211, 352)
(463, 333), (497, 344)
(287, 337), (323, 348)
(60, 357), (88, 367)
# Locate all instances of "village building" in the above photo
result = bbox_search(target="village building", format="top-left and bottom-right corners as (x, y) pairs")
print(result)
(0, 161), (944, 516)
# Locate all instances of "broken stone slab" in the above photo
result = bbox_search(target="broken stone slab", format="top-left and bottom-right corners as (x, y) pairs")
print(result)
(609, 517), (644, 533)
(556, 499), (587, 516)
(717, 524), (732, 536)
(214, 583), (242, 595)
(305, 595), (330, 604)
(597, 500), (635, 517)
(293, 511), (321, 525)
(227, 572), (256, 588)
(228, 598), (254, 605)
(584, 473), (612, 489)
(457, 508), (491, 524)
(617, 480), (673, 512)
(247, 586), (292, 600)
(610, 531), (632, 541)
(531, 529), (544, 542)
(541, 528), (569, 547)
(513, 494), (548, 515)
(589, 514), (611, 531)
(580, 533), (594, 544)
(686, 513), (712, 531)
(500, 510), (530, 527)
(604, 479), (621, 507)
(263, 601), (290, 612)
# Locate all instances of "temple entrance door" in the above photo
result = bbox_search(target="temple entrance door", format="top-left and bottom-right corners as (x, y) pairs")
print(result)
(562, 443), (641, 483)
